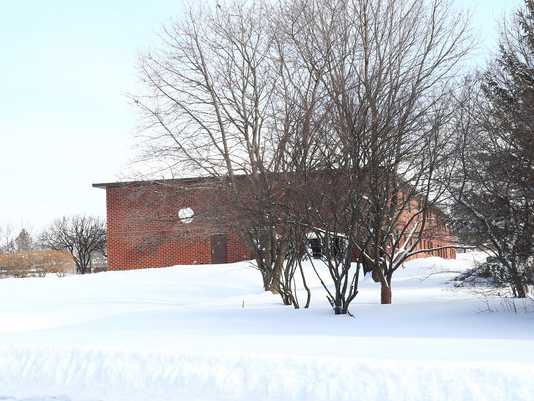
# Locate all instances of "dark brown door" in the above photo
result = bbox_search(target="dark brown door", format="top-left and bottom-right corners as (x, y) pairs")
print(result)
(211, 234), (228, 264)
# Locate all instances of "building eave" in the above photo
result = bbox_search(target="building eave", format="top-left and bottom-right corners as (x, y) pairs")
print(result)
(92, 176), (227, 189)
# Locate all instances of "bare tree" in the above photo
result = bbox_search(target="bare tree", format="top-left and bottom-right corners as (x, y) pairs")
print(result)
(279, 0), (471, 306)
(133, 1), (324, 304)
(0, 225), (16, 254)
(40, 216), (106, 275)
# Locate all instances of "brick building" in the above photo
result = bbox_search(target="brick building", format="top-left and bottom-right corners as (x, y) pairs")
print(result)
(94, 176), (455, 270)
(93, 177), (251, 270)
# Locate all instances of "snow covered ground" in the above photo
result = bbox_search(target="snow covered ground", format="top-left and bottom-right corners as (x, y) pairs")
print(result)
(0, 253), (533, 401)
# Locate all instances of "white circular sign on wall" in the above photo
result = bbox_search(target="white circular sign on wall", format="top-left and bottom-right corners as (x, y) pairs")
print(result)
(178, 207), (195, 224)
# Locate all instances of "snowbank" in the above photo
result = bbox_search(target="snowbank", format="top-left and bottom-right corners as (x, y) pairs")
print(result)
(1, 346), (533, 401)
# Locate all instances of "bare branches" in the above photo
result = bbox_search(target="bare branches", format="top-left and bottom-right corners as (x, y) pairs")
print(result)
(133, 0), (471, 312)
(282, 0), (470, 305)
(40, 216), (106, 275)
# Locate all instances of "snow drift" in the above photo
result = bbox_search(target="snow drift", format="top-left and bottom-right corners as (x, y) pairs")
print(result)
(0, 253), (532, 401)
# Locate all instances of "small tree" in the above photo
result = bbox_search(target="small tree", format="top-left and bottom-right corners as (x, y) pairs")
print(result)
(40, 216), (106, 274)
(0, 226), (15, 254)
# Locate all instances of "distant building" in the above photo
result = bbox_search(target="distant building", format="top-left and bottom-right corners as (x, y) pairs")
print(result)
(94, 177), (455, 271)
(0, 250), (75, 277)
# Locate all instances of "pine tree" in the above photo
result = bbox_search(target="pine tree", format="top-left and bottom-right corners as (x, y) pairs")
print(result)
(452, 1), (534, 297)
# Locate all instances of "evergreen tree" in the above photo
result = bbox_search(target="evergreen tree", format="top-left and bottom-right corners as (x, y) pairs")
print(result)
(15, 229), (32, 252)
(451, 1), (534, 297)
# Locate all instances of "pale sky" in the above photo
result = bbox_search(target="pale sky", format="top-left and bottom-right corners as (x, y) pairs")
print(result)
(0, 0), (524, 233)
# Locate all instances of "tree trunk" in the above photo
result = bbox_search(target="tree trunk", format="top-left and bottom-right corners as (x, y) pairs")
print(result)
(262, 273), (271, 291)
(270, 271), (281, 294)
(381, 283), (392, 304)
(333, 305), (347, 315)
(270, 241), (287, 295)
(514, 282), (528, 298)
(256, 258), (272, 291)
(510, 266), (528, 298)
(298, 260), (311, 309)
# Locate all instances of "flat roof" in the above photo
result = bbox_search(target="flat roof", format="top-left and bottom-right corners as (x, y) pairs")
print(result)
(92, 176), (217, 189)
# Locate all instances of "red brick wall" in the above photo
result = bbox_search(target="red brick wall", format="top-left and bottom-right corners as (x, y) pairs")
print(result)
(395, 198), (456, 260)
(105, 181), (251, 270)
(103, 179), (456, 270)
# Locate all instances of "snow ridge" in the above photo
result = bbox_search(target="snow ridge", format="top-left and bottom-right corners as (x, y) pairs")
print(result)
(1, 346), (533, 401)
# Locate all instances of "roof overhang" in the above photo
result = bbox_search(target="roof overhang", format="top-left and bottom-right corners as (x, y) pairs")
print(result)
(92, 176), (226, 189)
